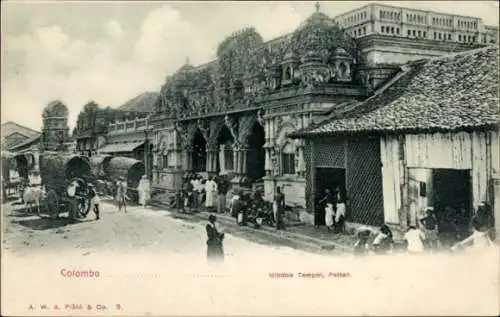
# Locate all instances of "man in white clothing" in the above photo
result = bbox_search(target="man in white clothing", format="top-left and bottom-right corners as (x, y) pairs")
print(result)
(404, 226), (425, 254)
(137, 175), (151, 207)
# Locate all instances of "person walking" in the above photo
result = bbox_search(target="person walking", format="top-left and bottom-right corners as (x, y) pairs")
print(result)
(274, 186), (286, 230)
(116, 177), (128, 212)
(206, 214), (225, 262)
(137, 175), (151, 208)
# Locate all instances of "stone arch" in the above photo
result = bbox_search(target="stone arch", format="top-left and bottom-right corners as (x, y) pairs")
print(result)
(238, 114), (259, 144)
(237, 114), (266, 182)
(208, 117), (227, 147)
(184, 122), (202, 148)
(191, 128), (207, 173)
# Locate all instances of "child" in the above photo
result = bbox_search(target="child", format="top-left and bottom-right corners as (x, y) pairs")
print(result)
(404, 226), (425, 254)
(354, 228), (372, 256)
(373, 224), (393, 254)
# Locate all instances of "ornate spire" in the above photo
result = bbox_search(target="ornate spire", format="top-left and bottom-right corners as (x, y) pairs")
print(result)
(315, 1), (320, 13)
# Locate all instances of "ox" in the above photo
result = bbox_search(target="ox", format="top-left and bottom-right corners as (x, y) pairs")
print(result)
(22, 186), (46, 215)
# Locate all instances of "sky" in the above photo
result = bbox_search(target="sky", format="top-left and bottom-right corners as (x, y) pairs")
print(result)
(2, 1), (499, 131)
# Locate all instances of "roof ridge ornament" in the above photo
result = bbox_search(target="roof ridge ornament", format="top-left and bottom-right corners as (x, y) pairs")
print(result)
(186, 56), (190, 65)
(315, 1), (321, 13)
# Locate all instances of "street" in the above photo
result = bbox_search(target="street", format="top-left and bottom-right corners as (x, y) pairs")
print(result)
(2, 201), (499, 316)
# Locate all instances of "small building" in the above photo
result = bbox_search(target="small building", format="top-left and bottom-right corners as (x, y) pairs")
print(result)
(290, 46), (499, 233)
(1, 121), (41, 150)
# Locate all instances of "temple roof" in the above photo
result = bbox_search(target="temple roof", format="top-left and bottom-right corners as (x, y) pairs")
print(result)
(43, 101), (68, 118)
(289, 46), (499, 138)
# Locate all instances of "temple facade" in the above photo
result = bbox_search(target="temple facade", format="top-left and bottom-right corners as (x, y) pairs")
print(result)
(41, 100), (70, 152)
(149, 4), (495, 211)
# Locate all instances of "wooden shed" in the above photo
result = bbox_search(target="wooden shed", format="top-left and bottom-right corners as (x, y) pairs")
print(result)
(290, 46), (499, 234)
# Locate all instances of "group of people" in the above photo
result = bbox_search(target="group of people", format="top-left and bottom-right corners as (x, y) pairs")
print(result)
(353, 202), (496, 256)
(115, 174), (151, 212)
(64, 174), (151, 222)
(318, 188), (347, 234)
(66, 179), (100, 222)
(179, 173), (230, 213)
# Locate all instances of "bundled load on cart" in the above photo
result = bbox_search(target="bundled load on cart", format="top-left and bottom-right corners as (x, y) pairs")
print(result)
(39, 153), (93, 219)
(88, 155), (114, 196)
(105, 156), (145, 203)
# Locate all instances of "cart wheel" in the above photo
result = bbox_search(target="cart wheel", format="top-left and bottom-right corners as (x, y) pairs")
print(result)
(44, 189), (59, 220)
(77, 197), (91, 218)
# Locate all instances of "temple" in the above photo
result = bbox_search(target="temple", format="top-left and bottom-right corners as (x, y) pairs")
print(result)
(148, 2), (497, 213)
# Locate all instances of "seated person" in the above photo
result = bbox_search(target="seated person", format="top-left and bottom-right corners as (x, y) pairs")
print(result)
(372, 224), (393, 254)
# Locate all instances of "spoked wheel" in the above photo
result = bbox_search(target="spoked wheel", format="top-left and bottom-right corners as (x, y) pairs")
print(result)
(77, 197), (91, 218)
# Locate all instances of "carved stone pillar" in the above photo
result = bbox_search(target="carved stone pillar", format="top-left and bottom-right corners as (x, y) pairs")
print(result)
(295, 139), (306, 177)
(206, 143), (218, 174)
(183, 145), (194, 172)
(241, 145), (249, 176)
(219, 144), (225, 174)
(233, 142), (241, 175)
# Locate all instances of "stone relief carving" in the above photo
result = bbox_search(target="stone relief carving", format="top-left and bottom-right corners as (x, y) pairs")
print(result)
(224, 115), (238, 141)
(197, 119), (210, 141)
(257, 110), (265, 127)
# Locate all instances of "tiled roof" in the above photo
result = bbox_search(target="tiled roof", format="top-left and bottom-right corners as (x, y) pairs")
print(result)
(1, 121), (40, 138)
(289, 46), (499, 138)
(8, 134), (41, 151)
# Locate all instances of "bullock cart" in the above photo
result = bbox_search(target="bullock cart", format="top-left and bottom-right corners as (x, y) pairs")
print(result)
(39, 153), (93, 219)
(88, 155), (114, 196)
(106, 156), (145, 203)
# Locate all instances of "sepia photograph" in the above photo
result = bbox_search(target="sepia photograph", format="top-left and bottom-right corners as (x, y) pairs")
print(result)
(1, 0), (499, 316)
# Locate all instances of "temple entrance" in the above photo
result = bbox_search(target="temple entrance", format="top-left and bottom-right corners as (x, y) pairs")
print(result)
(192, 129), (207, 173)
(215, 125), (234, 175)
(246, 122), (265, 183)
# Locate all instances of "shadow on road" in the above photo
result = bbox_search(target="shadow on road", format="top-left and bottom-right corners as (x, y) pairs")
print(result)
(12, 216), (92, 231)
(6, 210), (37, 218)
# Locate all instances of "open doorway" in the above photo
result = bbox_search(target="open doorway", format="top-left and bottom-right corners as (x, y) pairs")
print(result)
(215, 125), (234, 175)
(314, 168), (346, 226)
(246, 122), (265, 183)
(408, 168), (472, 244)
(192, 129), (207, 173)
(433, 168), (472, 242)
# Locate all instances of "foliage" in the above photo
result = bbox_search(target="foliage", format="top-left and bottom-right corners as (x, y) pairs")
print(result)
(156, 11), (362, 119)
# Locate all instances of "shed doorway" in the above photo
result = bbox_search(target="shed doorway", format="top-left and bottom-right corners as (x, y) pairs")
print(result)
(314, 168), (346, 226)
(408, 168), (472, 245)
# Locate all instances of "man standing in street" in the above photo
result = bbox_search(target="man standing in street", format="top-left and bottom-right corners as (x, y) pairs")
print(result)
(67, 180), (79, 222)
(274, 186), (286, 230)
(217, 175), (229, 214)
